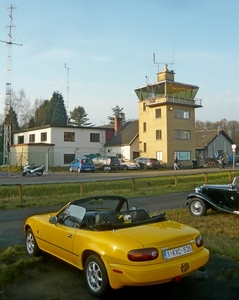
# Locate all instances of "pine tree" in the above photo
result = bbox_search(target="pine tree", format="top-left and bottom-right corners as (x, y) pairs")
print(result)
(107, 104), (126, 124)
(49, 92), (67, 126)
(69, 106), (93, 127)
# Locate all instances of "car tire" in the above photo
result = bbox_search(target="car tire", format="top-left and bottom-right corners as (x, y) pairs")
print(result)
(69, 167), (73, 172)
(188, 198), (207, 217)
(123, 165), (128, 171)
(84, 254), (109, 297)
(143, 165), (147, 170)
(77, 168), (81, 173)
(25, 228), (40, 257)
(103, 165), (110, 171)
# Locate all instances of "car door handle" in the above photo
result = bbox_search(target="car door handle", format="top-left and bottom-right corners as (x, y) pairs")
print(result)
(67, 234), (72, 238)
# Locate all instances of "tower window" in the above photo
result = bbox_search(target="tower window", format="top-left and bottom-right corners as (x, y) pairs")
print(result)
(174, 109), (190, 119)
(156, 130), (162, 140)
(143, 122), (146, 132)
(174, 130), (190, 140)
(155, 108), (161, 118)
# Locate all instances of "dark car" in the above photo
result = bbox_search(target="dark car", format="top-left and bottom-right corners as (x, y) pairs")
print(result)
(134, 157), (161, 170)
(186, 176), (239, 217)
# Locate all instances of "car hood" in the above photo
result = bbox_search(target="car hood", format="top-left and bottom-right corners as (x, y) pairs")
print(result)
(111, 220), (200, 248)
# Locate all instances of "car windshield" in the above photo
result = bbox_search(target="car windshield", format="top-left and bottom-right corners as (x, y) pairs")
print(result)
(56, 196), (165, 230)
(232, 176), (239, 186)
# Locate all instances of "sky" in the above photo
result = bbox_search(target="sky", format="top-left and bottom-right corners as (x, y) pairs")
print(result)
(0, 0), (239, 126)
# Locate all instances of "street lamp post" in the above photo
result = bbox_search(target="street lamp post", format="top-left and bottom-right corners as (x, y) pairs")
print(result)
(232, 144), (236, 170)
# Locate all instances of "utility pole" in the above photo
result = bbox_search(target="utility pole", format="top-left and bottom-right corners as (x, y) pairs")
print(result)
(0, 5), (23, 166)
(64, 63), (70, 125)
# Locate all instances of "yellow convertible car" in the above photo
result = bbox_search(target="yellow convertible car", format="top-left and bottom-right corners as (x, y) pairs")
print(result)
(24, 195), (209, 297)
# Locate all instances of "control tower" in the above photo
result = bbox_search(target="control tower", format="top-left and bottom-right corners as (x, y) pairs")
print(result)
(134, 65), (202, 167)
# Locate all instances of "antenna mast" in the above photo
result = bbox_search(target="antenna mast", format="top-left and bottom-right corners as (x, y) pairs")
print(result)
(153, 52), (174, 72)
(64, 63), (70, 124)
(0, 5), (23, 165)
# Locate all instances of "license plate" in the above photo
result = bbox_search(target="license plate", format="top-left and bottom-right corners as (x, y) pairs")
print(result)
(163, 244), (192, 260)
(86, 168), (90, 170)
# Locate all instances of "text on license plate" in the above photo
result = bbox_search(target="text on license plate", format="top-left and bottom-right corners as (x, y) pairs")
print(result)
(163, 244), (192, 260)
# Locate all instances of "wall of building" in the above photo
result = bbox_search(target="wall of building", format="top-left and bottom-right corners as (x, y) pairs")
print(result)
(138, 101), (196, 167)
(12, 126), (108, 166)
(105, 136), (139, 160)
(166, 106), (196, 166)
(207, 134), (232, 159)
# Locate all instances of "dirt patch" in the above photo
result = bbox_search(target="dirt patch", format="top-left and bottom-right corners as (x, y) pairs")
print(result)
(0, 251), (239, 300)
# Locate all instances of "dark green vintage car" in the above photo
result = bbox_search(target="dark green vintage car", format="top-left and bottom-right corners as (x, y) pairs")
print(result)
(186, 176), (239, 217)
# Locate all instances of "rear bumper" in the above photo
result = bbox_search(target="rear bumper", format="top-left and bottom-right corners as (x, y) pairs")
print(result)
(106, 248), (209, 289)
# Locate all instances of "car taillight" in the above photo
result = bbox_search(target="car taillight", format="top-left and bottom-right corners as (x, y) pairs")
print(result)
(128, 248), (159, 261)
(196, 235), (204, 247)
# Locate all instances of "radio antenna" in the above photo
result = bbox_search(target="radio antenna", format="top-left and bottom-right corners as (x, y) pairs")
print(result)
(153, 52), (174, 72)
(0, 5), (23, 167)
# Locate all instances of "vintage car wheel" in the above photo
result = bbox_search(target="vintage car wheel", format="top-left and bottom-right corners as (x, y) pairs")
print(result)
(84, 254), (109, 297)
(188, 198), (207, 217)
(25, 228), (40, 257)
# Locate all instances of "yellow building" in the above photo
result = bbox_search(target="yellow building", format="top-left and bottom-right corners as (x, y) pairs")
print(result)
(134, 65), (202, 167)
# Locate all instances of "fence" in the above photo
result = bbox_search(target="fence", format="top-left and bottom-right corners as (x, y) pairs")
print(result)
(0, 170), (237, 204)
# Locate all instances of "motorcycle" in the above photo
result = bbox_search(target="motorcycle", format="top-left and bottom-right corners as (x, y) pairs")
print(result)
(22, 162), (44, 176)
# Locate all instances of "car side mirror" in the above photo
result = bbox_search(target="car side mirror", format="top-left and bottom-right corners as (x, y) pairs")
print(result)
(49, 216), (58, 224)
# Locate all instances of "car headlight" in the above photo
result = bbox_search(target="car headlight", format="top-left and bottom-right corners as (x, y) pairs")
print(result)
(195, 187), (201, 193)
(128, 248), (159, 261)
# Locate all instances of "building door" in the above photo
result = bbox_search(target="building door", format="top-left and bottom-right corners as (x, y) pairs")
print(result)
(156, 151), (162, 160)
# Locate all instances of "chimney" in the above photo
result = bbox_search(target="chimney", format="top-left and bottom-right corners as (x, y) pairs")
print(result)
(114, 118), (123, 136)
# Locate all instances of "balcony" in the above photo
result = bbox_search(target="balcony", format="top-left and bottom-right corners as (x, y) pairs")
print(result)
(146, 95), (202, 108)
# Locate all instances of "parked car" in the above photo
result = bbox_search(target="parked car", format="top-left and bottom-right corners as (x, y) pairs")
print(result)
(118, 158), (140, 170)
(92, 156), (120, 171)
(69, 158), (95, 173)
(24, 195), (209, 297)
(134, 157), (161, 170)
(186, 176), (239, 217)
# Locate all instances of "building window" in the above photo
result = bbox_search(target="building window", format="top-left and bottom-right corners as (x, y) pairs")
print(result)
(174, 130), (190, 140)
(143, 102), (146, 111)
(64, 132), (75, 142)
(175, 151), (191, 161)
(155, 108), (161, 118)
(90, 133), (100, 142)
(156, 130), (162, 140)
(29, 134), (35, 143)
(143, 142), (147, 152)
(41, 132), (47, 141)
(18, 136), (24, 144)
(174, 109), (190, 119)
(143, 122), (146, 132)
(64, 154), (75, 164)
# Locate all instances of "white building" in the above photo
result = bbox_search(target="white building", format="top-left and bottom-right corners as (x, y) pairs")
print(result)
(11, 119), (139, 167)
